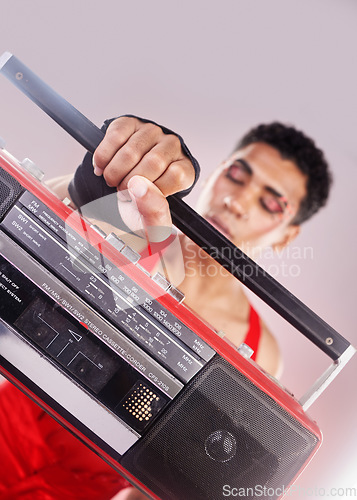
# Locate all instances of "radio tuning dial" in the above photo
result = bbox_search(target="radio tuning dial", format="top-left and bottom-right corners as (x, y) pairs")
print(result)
(20, 158), (44, 181)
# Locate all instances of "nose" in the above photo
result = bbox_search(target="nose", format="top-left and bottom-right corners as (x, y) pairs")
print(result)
(223, 183), (258, 220)
(224, 187), (257, 218)
(223, 196), (249, 219)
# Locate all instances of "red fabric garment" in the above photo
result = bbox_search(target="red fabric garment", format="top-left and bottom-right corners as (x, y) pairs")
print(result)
(0, 382), (129, 500)
(243, 304), (262, 361)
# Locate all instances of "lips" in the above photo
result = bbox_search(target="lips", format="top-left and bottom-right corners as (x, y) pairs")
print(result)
(205, 215), (232, 240)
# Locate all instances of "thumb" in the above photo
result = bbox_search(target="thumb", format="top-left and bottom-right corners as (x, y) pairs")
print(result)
(126, 176), (173, 243)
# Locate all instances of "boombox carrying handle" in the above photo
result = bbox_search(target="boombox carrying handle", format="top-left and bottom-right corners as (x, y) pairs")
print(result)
(0, 52), (355, 408)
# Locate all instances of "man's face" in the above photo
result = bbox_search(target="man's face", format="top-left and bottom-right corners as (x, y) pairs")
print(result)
(195, 142), (307, 258)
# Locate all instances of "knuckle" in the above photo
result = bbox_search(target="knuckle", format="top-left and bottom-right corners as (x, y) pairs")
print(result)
(103, 170), (117, 187)
(106, 118), (134, 143)
(145, 152), (165, 173)
(107, 118), (121, 132)
(106, 128), (126, 147)
(106, 121), (124, 139)
(141, 122), (155, 132)
(93, 150), (108, 169)
(168, 163), (191, 188)
(121, 144), (140, 164)
(103, 166), (124, 187)
(141, 122), (161, 137)
(166, 133), (181, 151)
(108, 116), (131, 130)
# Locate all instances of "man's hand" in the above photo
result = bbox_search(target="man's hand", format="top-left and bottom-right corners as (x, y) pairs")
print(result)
(92, 117), (195, 197)
(123, 175), (173, 243)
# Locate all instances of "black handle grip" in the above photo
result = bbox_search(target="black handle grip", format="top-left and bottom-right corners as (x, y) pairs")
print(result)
(0, 52), (351, 360)
(0, 52), (105, 153)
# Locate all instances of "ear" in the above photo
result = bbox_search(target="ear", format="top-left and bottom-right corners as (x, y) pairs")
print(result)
(272, 225), (300, 253)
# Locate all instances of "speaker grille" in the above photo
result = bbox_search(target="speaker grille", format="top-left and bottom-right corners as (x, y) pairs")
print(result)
(0, 166), (23, 219)
(121, 356), (319, 500)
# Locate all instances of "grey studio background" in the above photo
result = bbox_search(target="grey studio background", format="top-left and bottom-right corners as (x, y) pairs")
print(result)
(0, 0), (356, 497)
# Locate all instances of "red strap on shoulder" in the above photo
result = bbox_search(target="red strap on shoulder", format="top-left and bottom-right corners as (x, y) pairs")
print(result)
(243, 304), (261, 361)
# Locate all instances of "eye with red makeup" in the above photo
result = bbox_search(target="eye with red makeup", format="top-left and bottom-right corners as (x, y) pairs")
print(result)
(225, 162), (248, 185)
(225, 161), (292, 218)
(261, 194), (293, 219)
(261, 195), (285, 215)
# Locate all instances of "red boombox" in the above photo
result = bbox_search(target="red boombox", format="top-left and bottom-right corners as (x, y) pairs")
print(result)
(0, 53), (355, 499)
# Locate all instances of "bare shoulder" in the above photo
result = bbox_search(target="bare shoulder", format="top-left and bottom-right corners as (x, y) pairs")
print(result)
(255, 319), (283, 379)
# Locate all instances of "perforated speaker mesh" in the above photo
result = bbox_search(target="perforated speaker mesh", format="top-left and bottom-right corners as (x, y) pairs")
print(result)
(121, 356), (319, 500)
(0, 167), (23, 218)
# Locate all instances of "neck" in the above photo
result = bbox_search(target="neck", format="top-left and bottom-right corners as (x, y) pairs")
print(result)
(180, 236), (248, 299)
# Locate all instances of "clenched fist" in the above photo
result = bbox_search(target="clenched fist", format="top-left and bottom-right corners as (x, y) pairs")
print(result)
(92, 116), (196, 197)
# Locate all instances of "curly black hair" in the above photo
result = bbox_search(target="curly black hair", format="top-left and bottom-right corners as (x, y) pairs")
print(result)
(234, 122), (332, 225)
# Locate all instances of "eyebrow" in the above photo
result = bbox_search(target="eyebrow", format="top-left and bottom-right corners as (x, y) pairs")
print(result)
(234, 158), (286, 200)
(234, 158), (253, 175)
(265, 185), (285, 200)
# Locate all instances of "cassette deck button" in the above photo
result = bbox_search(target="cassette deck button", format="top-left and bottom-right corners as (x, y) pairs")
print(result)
(151, 272), (170, 291)
(167, 285), (185, 304)
(121, 245), (141, 264)
(105, 232), (125, 252)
